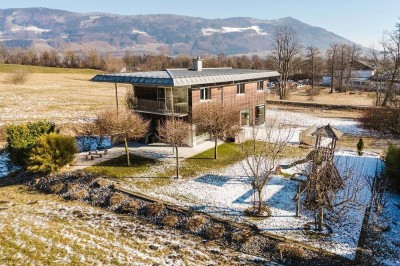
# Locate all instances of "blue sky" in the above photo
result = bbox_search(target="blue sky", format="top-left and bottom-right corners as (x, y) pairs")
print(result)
(1, 0), (399, 47)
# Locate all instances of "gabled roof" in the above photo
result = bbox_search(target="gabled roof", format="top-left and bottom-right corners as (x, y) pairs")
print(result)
(91, 68), (280, 87)
(311, 124), (343, 140)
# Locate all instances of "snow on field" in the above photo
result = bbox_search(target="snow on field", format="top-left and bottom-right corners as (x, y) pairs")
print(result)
(380, 193), (400, 265)
(266, 109), (372, 136)
(0, 185), (267, 265)
(123, 151), (384, 259)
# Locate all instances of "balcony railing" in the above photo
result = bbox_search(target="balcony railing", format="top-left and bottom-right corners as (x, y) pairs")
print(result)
(131, 97), (188, 116)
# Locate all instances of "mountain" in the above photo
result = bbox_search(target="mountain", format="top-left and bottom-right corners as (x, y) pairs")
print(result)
(0, 8), (356, 56)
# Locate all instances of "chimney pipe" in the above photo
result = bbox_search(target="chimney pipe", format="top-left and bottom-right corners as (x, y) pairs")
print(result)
(193, 56), (202, 71)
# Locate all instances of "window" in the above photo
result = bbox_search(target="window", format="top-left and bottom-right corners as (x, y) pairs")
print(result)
(255, 105), (265, 125)
(240, 109), (250, 126)
(257, 81), (264, 91)
(237, 83), (245, 94)
(200, 87), (211, 101)
(157, 88), (165, 101)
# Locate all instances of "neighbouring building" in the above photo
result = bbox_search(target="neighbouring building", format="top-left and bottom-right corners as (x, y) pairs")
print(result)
(91, 57), (280, 146)
(322, 60), (376, 89)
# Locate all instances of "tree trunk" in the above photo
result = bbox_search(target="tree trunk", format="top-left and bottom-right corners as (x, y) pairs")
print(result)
(175, 145), (179, 179)
(214, 137), (218, 159)
(124, 138), (130, 166)
(295, 184), (301, 217)
(318, 206), (324, 231)
(257, 189), (263, 214)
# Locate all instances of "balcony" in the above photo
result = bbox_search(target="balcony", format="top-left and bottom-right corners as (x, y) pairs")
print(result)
(130, 97), (188, 116)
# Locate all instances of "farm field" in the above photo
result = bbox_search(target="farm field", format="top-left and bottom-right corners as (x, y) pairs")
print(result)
(0, 64), (129, 125)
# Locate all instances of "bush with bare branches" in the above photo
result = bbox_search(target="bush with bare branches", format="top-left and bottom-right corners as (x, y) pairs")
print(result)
(95, 108), (149, 166)
(120, 200), (139, 213)
(186, 215), (207, 232)
(205, 224), (225, 240)
(157, 118), (190, 178)
(6, 68), (29, 84)
(145, 202), (165, 216)
(161, 215), (179, 227)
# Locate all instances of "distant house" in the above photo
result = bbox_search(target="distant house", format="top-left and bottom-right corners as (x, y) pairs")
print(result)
(322, 60), (376, 89)
(91, 57), (280, 146)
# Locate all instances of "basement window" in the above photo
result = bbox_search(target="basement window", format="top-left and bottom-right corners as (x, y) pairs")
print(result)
(200, 87), (211, 101)
(237, 83), (245, 95)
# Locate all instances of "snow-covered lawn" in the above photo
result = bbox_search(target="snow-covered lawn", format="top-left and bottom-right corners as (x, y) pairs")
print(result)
(121, 151), (385, 259)
(0, 185), (266, 265)
(266, 108), (374, 137)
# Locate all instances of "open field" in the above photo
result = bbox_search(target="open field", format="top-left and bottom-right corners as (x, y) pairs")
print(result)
(0, 64), (129, 125)
(0, 183), (267, 265)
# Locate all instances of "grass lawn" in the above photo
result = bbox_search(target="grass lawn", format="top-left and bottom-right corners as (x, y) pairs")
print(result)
(85, 154), (158, 178)
(161, 142), (244, 178)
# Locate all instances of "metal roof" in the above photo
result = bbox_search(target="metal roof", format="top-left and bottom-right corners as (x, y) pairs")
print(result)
(91, 68), (280, 87)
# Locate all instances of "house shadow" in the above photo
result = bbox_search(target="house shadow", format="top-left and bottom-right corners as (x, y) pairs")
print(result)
(195, 174), (230, 187)
(232, 189), (254, 205)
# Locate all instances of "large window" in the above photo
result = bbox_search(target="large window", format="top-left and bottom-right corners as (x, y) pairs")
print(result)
(237, 83), (245, 95)
(200, 87), (211, 101)
(257, 81), (264, 91)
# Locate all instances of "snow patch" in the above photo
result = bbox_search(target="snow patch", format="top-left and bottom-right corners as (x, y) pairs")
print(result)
(131, 29), (149, 36)
(10, 26), (50, 34)
(202, 26), (268, 36)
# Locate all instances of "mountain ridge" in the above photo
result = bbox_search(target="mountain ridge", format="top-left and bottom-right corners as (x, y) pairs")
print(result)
(0, 8), (357, 56)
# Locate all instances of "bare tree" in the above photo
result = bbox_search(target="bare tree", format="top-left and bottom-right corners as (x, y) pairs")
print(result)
(192, 102), (240, 159)
(95, 108), (149, 166)
(344, 44), (361, 92)
(381, 20), (400, 106)
(239, 123), (292, 215)
(272, 26), (302, 99)
(305, 46), (322, 92)
(327, 43), (339, 93)
(157, 118), (190, 178)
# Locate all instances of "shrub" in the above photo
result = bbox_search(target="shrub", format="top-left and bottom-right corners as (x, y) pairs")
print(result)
(6, 121), (56, 167)
(186, 215), (207, 232)
(357, 138), (364, 156)
(276, 243), (305, 261)
(145, 202), (165, 216)
(161, 215), (179, 227)
(231, 229), (253, 245)
(359, 107), (400, 135)
(91, 178), (109, 188)
(120, 200), (139, 213)
(7, 69), (29, 84)
(27, 133), (77, 175)
(71, 189), (89, 200)
(50, 183), (65, 194)
(109, 192), (126, 207)
(384, 144), (400, 191)
(205, 224), (225, 240)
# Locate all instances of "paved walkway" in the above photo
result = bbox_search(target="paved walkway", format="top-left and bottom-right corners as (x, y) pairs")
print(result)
(69, 140), (221, 171)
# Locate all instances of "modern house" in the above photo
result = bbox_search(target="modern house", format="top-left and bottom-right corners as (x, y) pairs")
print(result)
(91, 57), (280, 146)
